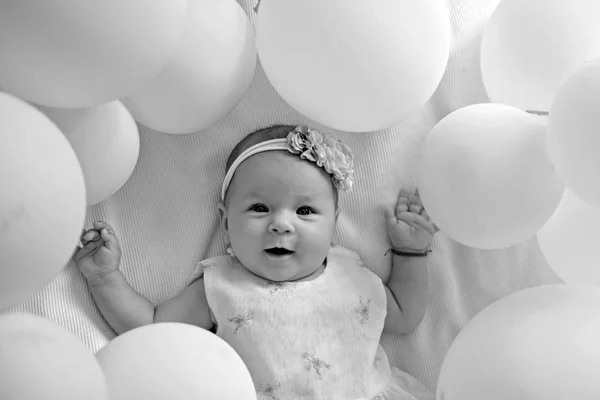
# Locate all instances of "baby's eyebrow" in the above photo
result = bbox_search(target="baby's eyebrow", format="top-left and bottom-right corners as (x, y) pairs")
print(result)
(244, 193), (320, 203)
(297, 195), (316, 203)
(246, 192), (264, 200)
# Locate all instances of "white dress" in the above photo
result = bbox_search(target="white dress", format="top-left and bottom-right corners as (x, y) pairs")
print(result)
(189, 246), (434, 400)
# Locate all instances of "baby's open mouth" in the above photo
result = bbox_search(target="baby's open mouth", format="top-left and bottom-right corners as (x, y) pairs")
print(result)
(264, 247), (294, 256)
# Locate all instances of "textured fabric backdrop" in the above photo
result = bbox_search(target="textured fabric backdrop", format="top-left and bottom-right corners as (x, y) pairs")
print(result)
(4, 0), (561, 391)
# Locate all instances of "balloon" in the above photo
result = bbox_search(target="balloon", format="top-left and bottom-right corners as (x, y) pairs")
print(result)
(481, 0), (600, 112)
(0, 313), (110, 400)
(96, 323), (256, 399)
(123, 0), (256, 134)
(0, 92), (86, 310)
(0, 0), (187, 108)
(437, 284), (600, 400)
(38, 101), (140, 205)
(417, 103), (565, 249)
(256, 0), (450, 132)
(547, 58), (600, 205)
(537, 189), (600, 286)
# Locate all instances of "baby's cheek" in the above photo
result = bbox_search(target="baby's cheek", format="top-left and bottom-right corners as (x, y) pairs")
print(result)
(323, 220), (337, 243)
(233, 219), (262, 240)
(306, 227), (334, 257)
(229, 224), (256, 255)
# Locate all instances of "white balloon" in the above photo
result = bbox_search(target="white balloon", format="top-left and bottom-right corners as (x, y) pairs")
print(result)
(0, 92), (86, 310)
(417, 103), (565, 249)
(38, 101), (140, 205)
(256, 0), (450, 132)
(547, 57), (600, 205)
(537, 189), (600, 286)
(437, 284), (600, 400)
(96, 323), (256, 399)
(481, 0), (600, 112)
(123, 0), (257, 134)
(0, 0), (187, 108)
(0, 314), (110, 399)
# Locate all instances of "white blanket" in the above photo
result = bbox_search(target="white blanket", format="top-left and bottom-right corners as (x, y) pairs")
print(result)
(4, 0), (561, 391)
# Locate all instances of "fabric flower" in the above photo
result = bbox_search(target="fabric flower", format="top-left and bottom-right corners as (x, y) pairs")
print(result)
(288, 127), (310, 154)
(322, 140), (354, 191)
(286, 126), (354, 192)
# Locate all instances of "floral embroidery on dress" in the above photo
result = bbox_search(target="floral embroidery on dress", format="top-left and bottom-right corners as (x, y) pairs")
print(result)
(266, 281), (294, 295)
(372, 392), (388, 400)
(257, 382), (281, 400)
(302, 352), (331, 380)
(227, 310), (253, 334)
(354, 296), (371, 324)
(373, 355), (382, 368)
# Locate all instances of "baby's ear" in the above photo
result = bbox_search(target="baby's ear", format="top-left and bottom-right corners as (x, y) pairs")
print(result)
(218, 201), (227, 218)
(217, 202), (230, 242)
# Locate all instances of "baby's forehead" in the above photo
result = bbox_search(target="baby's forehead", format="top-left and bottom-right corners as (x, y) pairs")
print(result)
(228, 152), (336, 196)
(235, 151), (316, 175)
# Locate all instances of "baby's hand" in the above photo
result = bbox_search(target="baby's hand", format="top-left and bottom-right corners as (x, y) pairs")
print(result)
(73, 221), (121, 283)
(385, 189), (439, 252)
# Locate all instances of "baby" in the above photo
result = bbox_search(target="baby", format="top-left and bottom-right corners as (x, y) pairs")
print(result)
(75, 125), (438, 400)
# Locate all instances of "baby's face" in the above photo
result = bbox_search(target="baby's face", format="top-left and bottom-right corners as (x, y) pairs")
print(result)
(223, 151), (338, 282)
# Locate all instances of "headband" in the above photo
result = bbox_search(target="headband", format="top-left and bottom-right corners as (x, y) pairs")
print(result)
(221, 126), (354, 201)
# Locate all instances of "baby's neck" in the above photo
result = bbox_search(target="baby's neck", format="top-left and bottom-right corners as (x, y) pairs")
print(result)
(250, 259), (327, 284)
(286, 261), (326, 283)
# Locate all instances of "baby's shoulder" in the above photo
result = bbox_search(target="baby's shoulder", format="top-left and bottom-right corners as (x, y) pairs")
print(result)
(329, 245), (381, 279)
(188, 255), (234, 285)
(329, 245), (364, 266)
(196, 254), (236, 274)
(328, 246), (384, 298)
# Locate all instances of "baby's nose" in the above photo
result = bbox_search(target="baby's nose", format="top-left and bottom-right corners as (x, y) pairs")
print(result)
(270, 225), (292, 234)
(268, 214), (294, 234)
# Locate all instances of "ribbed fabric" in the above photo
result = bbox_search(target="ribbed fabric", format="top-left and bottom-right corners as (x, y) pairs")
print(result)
(2, 0), (562, 391)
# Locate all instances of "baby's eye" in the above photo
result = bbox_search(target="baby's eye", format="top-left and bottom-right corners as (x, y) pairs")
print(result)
(249, 204), (268, 213)
(297, 206), (316, 216)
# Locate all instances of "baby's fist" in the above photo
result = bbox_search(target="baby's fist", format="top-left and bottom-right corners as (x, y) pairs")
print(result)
(385, 189), (439, 252)
(74, 221), (121, 283)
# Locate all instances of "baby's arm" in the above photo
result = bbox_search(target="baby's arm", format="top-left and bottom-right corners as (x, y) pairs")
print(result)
(88, 271), (213, 334)
(383, 189), (437, 335)
(154, 276), (213, 329)
(384, 254), (429, 335)
(87, 271), (155, 334)
(75, 222), (212, 334)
